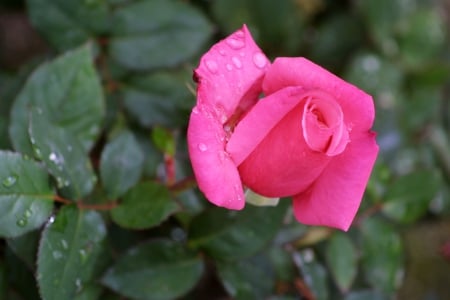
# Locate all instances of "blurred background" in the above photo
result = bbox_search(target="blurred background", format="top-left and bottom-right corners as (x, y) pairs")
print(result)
(0, 0), (449, 299)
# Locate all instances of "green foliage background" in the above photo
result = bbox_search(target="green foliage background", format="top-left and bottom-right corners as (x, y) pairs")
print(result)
(0, 0), (449, 299)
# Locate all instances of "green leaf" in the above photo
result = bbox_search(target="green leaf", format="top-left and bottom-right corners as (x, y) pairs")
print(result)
(29, 110), (97, 200)
(0, 151), (53, 238)
(325, 232), (358, 292)
(26, 0), (109, 50)
(294, 250), (329, 300)
(37, 205), (107, 300)
(360, 217), (404, 292)
(9, 44), (105, 155)
(111, 182), (178, 230)
(188, 201), (288, 261)
(151, 127), (175, 156)
(217, 254), (275, 300)
(397, 8), (446, 68)
(100, 131), (144, 199)
(211, 0), (304, 55)
(6, 230), (40, 269)
(383, 170), (441, 224)
(344, 290), (389, 300)
(101, 239), (204, 300)
(123, 70), (194, 128)
(109, 0), (212, 71)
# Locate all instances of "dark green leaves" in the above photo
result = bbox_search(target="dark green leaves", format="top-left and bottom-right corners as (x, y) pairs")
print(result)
(110, 0), (213, 71)
(360, 218), (404, 292)
(111, 182), (178, 229)
(383, 170), (441, 224)
(0, 151), (53, 237)
(189, 202), (288, 261)
(27, 0), (109, 50)
(29, 111), (97, 200)
(325, 232), (358, 292)
(100, 131), (145, 199)
(37, 206), (107, 300)
(101, 239), (204, 300)
(9, 45), (104, 155)
(123, 71), (195, 128)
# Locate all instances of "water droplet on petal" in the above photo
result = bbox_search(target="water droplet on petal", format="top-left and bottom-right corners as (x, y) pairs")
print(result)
(253, 52), (267, 68)
(226, 38), (245, 50)
(232, 56), (242, 69)
(219, 49), (226, 56)
(198, 143), (208, 152)
(205, 60), (218, 74)
(226, 64), (233, 71)
(235, 30), (245, 38)
(192, 106), (199, 114)
(3, 174), (18, 188)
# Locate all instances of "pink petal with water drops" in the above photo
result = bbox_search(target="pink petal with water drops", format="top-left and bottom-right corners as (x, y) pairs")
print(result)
(187, 105), (245, 210)
(292, 132), (379, 231)
(194, 24), (270, 124)
(263, 57), (375, 132)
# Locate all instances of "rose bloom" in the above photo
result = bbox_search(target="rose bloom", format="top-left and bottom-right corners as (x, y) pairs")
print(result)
(187, 25), (378, 231)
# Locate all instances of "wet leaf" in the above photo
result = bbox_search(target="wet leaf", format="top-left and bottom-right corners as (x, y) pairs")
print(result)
(101, 239), (204, 300)
(9, 45), (104, 155)
(37, 206), (107, 300)
(0, 151), (53, 238)
(111, 182), (178, 230)
(100, 131), (144, 199)
(110, 0), (212, 71)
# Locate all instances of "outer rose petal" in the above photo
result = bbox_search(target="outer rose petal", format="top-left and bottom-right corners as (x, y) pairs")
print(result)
(292, 132), (379, 231)
(263, 57), (375, 132)
(195, 25), (269, 124)
(187, 105), (245, 209)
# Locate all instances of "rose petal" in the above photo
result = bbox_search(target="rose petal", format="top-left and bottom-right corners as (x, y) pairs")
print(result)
(292, 132), (379, 231)
(194, 25), (269, 124)
(187, 105), (245, 210)
(226, 86), (305, 165)
(263, 57), (375, 132)
(236, 90), (333, 197)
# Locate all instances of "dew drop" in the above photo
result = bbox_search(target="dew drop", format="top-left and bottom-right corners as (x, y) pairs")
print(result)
(75, 278), (83, 293)
(198, 143), (208, 152)
(61, 239), (69, 250)
(252, 52), (267, 68)
(226, 63), (233, 71)
(235, 30), (245, 38)
(226, 38), (245, 50)
(192, 106), (199, 114)
(16, 218), (27, 227)
(32, 145), (43, 160)
(232, 56), (242, 69)
(2, 174), (18, 188)
(205, 60), (218, 74)
(52, 250), (63, 260)
(79, 249), (88, 264)
(24, 208), (32, 218)
(219, 49), (226, 56)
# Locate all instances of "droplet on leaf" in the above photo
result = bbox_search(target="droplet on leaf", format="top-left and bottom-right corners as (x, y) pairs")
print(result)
(2, 174), (18, 188)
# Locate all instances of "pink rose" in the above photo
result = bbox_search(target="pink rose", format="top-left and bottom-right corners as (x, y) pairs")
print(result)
(187, 25), (378, 231)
